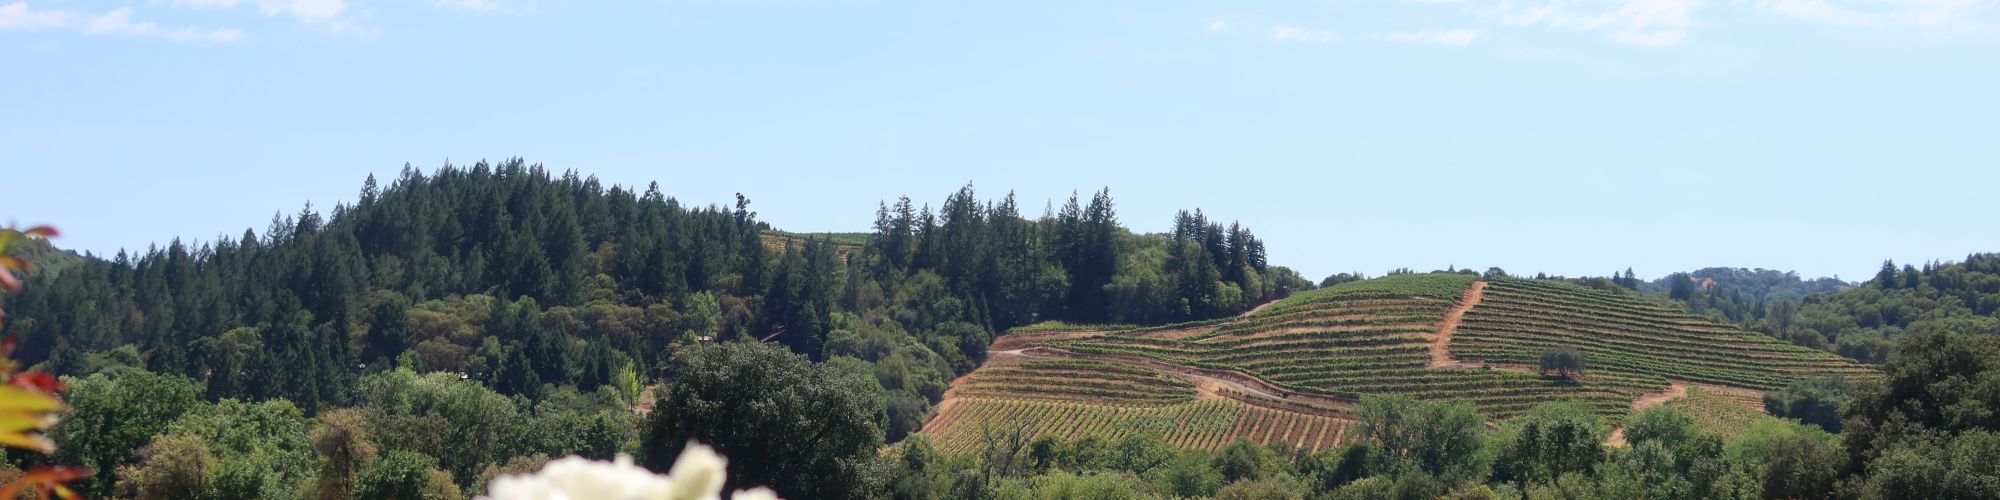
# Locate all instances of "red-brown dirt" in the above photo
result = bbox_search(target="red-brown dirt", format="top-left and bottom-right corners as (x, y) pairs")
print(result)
(1428, 281), (1487, 368)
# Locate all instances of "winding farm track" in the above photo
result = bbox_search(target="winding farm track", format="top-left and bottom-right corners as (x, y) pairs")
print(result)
(1607, 382), (1691, 446)
(980, 345), (1355, 417)
(1428, 280), (1487, 368)
(924, 322), (1360, 440)
(1631, 383), (1690, 411)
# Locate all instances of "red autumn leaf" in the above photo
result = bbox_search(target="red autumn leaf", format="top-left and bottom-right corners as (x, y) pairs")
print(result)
(22, 226), (56, 238)
(0, 270), (19, 294)
(0, 465), (90, 500)
(8, 372), (60, 394)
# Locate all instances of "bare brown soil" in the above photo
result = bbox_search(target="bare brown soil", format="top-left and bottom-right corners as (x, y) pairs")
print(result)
(1139, 324), (1223, 340)
(1428, 281), (1487, 368)
(1633, 382), (1689, 410)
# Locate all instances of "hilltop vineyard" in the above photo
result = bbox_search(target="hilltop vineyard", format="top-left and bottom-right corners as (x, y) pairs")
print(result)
(1452, 277), (1876, 390)
(1039, 274), (1633, 417)
(921, 272), (1882, 456)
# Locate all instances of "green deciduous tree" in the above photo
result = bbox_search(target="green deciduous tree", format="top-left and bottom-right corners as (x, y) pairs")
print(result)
(1355, 395), (1489, 489)
(1492, 402), (1606, 487)
(1537, 346), (1585, 380)
(118, 434), (216, 500)
(52, 370), (203, 496)
(1842, 330), (2000, 469)
(1763, 377), (1852, 433)
(163, 398), (315, 499)
(307, 408), (378, 500)
(355, 450), (460, 500)
(638, 342), (884, 499)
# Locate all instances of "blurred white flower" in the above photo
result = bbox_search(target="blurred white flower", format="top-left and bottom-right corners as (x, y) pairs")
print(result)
(731, 487), (780, 500)
(665, 443), (727, 500)
(479, 442), (779, 500)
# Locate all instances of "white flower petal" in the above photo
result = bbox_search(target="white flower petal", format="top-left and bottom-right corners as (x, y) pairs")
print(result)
(475, 443), (772, 500)
(666, 443), (729, 500)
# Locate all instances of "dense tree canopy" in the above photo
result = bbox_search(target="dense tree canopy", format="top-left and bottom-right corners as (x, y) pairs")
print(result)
(1634, 254), (2000, 363)
(0, 162), (1318, 495)
(638, 342), (884, 499)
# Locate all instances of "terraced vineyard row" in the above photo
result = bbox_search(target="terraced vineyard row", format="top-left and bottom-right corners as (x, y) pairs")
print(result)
(923, 398), (1354, 456)
(952, 358), (1198, 404)
(1049, 274), (1636, 418)
(1453, 278), (1875, 391)
(922, 273), (1883, 457)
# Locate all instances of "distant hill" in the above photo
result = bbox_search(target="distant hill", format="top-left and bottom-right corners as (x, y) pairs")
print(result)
(1771, 253), (2000, 363)
(921, 273), (1874, 456)
(1640, 267), (1851, 304)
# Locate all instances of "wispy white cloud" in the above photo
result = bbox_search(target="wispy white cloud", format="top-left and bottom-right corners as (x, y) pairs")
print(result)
(169, 0), (347, 25)
(1209, 19), (1489, 47)
(171, 0), (243, 9)
(1756, 0), (1875, 26)
(435, 0), (501, 12)
(1268, 25), (1339, 43)
(0, 2), (240, 42)
(1495, 0), (1703, 47)
(164, 0), (373, 34)
(1392, 0), (1995, 46)
(0, 1), (70, 30)
(1754, 0), (1992, 34)
(86, 7), (243, 42)
(256, 0), (346, 25)
(1385, 28), (1487, 45)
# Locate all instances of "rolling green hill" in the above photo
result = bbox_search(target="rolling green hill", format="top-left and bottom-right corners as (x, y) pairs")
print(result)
(921, 273), (1875, 455)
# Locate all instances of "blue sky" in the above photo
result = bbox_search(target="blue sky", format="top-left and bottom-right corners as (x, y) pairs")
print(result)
(4, 0), (1997, 283)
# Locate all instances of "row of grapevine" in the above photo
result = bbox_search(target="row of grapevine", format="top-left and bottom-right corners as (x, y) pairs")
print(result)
(1253, 273), (1477, 315)
(953, 358), (1199, 404)
(920, 397), (1355, 457)
(1453, 278), (1875, 392)
(1049, 274), (1642, 418)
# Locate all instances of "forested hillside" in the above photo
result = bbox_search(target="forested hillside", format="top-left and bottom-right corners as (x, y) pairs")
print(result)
(1619, 256), (2000, 365)
(1635, 267), (1850, 305)
(0, 160), (1311, 497)
(1766, 255), (2000, 363)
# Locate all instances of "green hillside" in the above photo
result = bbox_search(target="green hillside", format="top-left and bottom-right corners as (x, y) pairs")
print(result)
(941, 273), (1871, 426)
